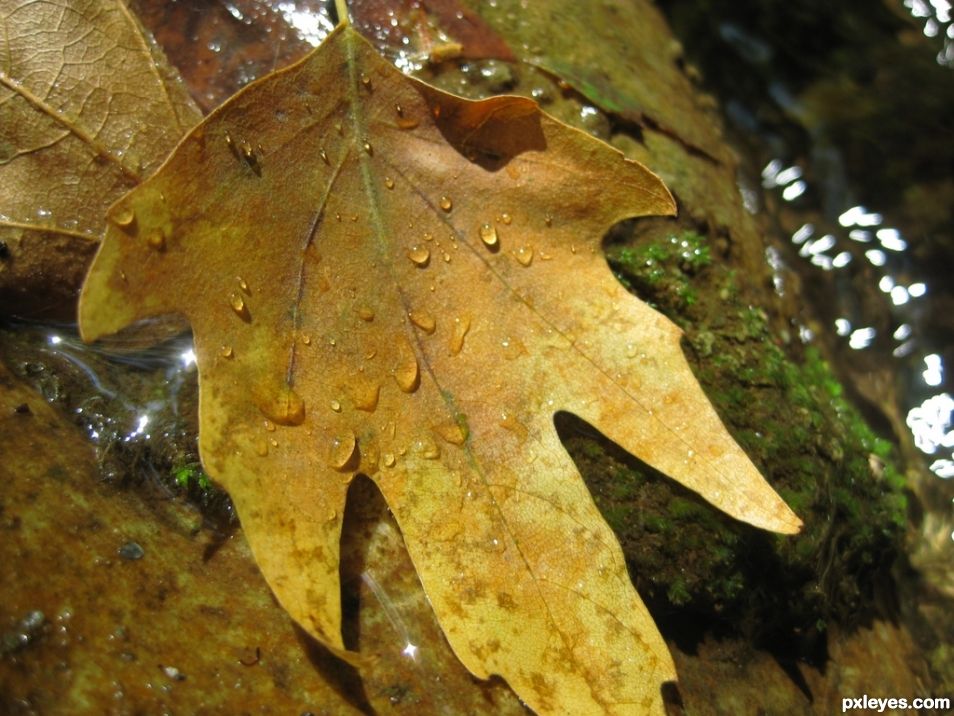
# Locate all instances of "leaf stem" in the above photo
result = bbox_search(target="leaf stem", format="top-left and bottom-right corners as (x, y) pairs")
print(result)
(334, 0), (350, 27)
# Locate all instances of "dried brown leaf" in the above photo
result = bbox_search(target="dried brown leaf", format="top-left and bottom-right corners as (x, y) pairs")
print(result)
(0, 0), (200, 314)
(79, 24), (799, 715)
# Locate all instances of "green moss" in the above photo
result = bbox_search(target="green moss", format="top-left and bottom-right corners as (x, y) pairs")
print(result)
(667, 578), (692, 606)
(608, 231), (712, 312)
(173, 463), (212, 492)
(644, 514), (673, 534)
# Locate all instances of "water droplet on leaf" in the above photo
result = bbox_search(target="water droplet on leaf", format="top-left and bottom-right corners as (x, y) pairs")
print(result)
(407, 245), (430, 267)
(514, 246), (534, 266)
(439, 195), (453, 212)
(478, 222), (498, 248)
(408, 310), (436, 334)
(113, 207), (135, 228)
(449, 315), (471, 355)
(394, 339), (420, 393)
(434, 420), (468, 445)
(146, 230), (165, 251)
(328, 431), (357, 470)
(258, 386), (306, 426)
(229, 292), (249, 320)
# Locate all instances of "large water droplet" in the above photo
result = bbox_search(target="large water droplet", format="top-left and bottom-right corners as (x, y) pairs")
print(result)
(449, 315), (471, 355)
(330, 399), (342, 412)
(408, 310), (436, 334)
(383, 452), (396, 467)
(357, 306), (375, 321)
(221, 344), (234, 358)
(360, 73), (372, 90)
(514, 245), (534, 267)
(258, 386), (306, 426)
(320, 148), (329, 164)
(113, 207), (135, 228)
(434, 420), (468, 445)
(237, 276), (250, 294)
(146, 230), (166, 251)
(407, 245), (430, 267)
(478, 222), (498, 248)
(396, 104), (419, 130)
(394, 340), (420, 393)
(439, 196), (453, 212)
(229, 292), (249, 320)
(500, 212), (512, 225)
(384, 177), (395, 190)
(328, 430), (357, 470)
(362, 139), (373, 155)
